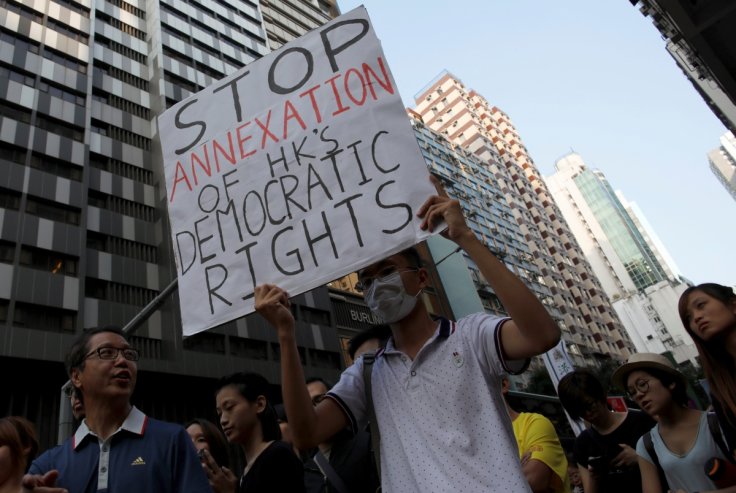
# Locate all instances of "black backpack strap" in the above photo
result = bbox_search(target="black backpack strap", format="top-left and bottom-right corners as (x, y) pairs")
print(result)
(313, 450), (350, 493)
(643, 431), (669, 492)
(707, 411), (735, 463)
(362, 351), (381, 480)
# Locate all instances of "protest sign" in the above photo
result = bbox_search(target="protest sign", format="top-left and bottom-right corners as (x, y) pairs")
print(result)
(542, 339), (586, 436)
(158, 6), (437, 336)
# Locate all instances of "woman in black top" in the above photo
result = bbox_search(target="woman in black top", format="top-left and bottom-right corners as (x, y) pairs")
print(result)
(679, 283), (736, 457)
(211, 372), (305, 493)
(558, 370), (655, 493)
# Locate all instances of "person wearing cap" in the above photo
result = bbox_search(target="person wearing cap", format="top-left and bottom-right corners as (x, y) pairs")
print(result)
(612, 353), (732, 493)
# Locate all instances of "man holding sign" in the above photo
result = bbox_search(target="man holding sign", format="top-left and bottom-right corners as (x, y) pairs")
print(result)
(255, 175), (561, 492)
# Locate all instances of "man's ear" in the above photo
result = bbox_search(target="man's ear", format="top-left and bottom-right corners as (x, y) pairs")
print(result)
(417, 267), (430, 289)
(71, 367), (82, 388)
(255, 395), (267, 414)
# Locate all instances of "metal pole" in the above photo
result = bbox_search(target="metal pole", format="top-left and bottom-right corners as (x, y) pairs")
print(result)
(57, 381), (74, 444)
(122, 278), (178, 335)
(57, 278), (179, 443)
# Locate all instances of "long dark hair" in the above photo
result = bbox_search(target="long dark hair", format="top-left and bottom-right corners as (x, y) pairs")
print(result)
(215, 372), (281, 442)
(0, 416), (38, 474)
(185, 418), (232, 469)
(678, 283), (736, 426)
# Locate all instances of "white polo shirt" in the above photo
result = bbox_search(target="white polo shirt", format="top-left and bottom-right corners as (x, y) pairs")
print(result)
(327, 313), (532, 493)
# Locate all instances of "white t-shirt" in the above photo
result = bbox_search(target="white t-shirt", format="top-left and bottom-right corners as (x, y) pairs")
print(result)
(326, 314), (531, 493)
(636, 411), (727, 492)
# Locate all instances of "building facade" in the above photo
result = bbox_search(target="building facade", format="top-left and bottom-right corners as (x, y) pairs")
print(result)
(546, 152), (697, 364)
(411, 71), (634, 367)
(259, 0), (338, 50)
(632, 0), (736, 134)
(708, 131), (736, 201)
(0, 0), (358, 448)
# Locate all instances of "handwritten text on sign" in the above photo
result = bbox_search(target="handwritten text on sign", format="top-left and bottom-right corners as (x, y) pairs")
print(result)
(159, 7), (435, 336)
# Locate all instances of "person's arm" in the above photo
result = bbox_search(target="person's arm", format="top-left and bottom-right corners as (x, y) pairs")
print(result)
(577, 463), (597, 493)
(637, 456), (662, 493)
(610, 443), (638, 468)
(418, 175), (560, 359)
(518, 414), (567, 493)
(255, 284), (348, 450)
(522, 459), (555, 493)
(21, 471), (68, 493)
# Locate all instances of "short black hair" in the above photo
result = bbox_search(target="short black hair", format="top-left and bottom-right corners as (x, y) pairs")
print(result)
(215, 372), (281, 442)
(557, 370), (607, 421)
(274, 403), (287, 423)
(305, 377), (332, 391)
(397, 246), (423, 269)
(65, 326), (127, 377)
(348, 324), (391, 360)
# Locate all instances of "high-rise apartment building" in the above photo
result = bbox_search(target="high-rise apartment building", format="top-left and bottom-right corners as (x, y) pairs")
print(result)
(0, 0), (358, 447)
(631, 0), (736, 134)
(412, 71), (634, 366)
(546, 153), (697, 364)
(708, 131), (736, 201)
(259, 0), (338, 50)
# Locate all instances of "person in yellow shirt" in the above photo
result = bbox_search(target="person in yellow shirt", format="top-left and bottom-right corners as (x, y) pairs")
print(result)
(503, 377), (571, 493)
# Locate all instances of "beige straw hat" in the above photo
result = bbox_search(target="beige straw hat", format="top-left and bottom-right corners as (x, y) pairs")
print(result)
(611, 352), (684, 390)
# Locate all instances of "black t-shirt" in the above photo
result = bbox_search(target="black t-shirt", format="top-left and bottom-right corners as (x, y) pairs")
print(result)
(303, 428), (380, 493)
(573, 411), (655, 493)
(240, 441), (305, 493)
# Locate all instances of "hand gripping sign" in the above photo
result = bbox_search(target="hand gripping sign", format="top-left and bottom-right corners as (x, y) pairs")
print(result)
(158, 7), (436, 336)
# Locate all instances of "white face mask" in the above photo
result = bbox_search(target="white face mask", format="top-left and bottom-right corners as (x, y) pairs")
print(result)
(364, 271), (419, 324)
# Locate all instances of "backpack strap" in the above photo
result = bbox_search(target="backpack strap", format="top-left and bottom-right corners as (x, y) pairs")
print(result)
(313, 450), (350, 493)
(362, 351), (381, 480)
(643, 431), (669, 492)
(707, 411), (735, 463)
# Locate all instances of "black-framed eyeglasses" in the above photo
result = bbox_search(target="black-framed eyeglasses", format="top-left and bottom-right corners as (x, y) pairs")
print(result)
(85, 346), (140, 362)
(626, 379), (650, 399)
(355, 267), (418, 292)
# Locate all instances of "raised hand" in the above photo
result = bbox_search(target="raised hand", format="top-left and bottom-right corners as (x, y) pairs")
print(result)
(255, 284), (294, 332)
(417, 175), (473, 243)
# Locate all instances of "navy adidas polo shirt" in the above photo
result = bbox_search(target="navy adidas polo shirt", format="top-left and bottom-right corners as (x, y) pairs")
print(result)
(30, 407), (211, 493)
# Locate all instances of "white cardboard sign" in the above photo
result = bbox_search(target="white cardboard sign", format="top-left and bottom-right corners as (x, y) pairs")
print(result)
(158, 6), (436, 336)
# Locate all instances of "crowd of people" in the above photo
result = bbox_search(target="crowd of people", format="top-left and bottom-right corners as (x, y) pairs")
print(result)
(1, 177), (735, 492)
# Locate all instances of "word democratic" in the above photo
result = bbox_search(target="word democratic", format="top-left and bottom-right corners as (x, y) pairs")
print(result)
(174, 127), (412, 313)
(159, 7), (435, 335)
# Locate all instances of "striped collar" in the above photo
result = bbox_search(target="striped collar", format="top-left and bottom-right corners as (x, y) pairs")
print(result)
(73, 406), (148, 449)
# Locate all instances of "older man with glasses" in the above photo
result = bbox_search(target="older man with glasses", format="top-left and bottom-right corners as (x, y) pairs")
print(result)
(23, 326), (211, 493)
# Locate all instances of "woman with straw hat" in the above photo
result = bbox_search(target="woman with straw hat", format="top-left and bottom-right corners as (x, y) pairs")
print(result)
(612, 353), (731, 493)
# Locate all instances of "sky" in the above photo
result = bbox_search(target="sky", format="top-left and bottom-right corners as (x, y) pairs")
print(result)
(337, 0), (735, 287)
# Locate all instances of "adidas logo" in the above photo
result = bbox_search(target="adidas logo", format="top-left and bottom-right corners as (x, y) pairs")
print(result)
(131, 457), (146, 466)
